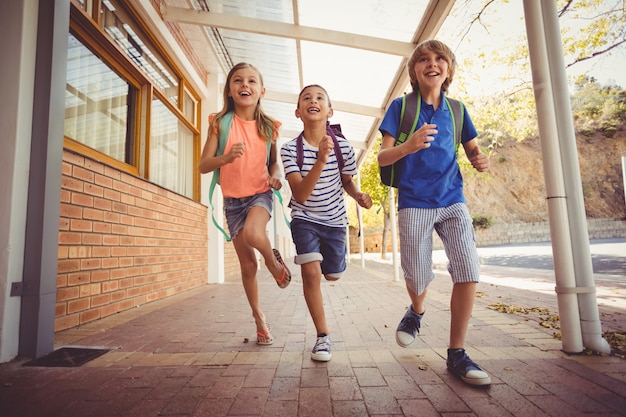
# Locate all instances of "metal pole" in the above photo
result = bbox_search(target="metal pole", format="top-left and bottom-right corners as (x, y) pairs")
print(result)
(357, 172), (365, 269)
(389, 187), (400, 282)
(523, 0), (609, 353)
(622, 156), (626, 208)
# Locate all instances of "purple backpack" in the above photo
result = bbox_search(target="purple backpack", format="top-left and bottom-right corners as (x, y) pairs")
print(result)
(295, 122), (345, 171)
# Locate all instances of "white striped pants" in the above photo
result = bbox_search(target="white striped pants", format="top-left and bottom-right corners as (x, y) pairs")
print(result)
(398, 203), (480, 295)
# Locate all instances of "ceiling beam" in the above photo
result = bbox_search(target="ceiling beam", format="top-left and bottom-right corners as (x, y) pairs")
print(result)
(264, 91), (383, 118)
(358, 0), (457, 167)
(161, 6), (415, 57)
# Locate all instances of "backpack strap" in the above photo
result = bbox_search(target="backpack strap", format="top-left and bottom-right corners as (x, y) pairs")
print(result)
(444, 97), (464, 152)
(209, 112), (235, 241)
(397, 91), (420, 145)
(398, 92), (464, 151)
(208, 112), (284, 241)
(296, 122), (345, 172)
(381, 92), (420, 187)
(382, 92), (464, 188)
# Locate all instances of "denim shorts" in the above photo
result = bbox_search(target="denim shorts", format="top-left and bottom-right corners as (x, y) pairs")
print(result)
(224, 190), (273, 239)
(291, 218), (347, 279)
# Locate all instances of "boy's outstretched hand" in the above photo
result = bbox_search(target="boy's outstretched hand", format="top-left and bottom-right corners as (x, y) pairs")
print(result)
(469, 152), (489, 172)
(317, 135), (333, 164)
(356, 192), (373, 209)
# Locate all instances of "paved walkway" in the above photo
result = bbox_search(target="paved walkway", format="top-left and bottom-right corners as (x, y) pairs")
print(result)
(1, 244), (625, 417)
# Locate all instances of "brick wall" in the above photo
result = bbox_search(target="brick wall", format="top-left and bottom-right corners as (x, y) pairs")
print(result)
(56, 150), (209, 332)
(350, 218), (626, 253)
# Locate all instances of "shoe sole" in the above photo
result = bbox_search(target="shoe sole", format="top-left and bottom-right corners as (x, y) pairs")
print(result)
(447, 367), (492, 386)
(272, 249), (291, 288)
(395, 331), (415, 348)
(311, 353), (331, 362)
(460, 375), (491, 386)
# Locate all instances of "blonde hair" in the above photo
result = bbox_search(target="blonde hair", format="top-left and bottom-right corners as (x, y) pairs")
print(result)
(210, 62), (277, 141)
(407, 40), (456, 93)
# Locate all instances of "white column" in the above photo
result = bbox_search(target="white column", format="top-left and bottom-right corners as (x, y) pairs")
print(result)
(523, 0), (608, 353)
(0, 0), (40, 363)
(202, 72), (225, 284)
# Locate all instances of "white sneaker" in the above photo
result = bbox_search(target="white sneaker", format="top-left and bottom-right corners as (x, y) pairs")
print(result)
(311, 335), (332, 362)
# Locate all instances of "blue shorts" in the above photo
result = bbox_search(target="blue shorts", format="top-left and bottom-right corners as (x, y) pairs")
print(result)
(224, 190), (273, 239)
(291, 218), (347, 279)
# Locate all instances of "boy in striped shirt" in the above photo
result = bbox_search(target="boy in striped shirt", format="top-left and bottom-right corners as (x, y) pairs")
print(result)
(281, 85), (372, 361)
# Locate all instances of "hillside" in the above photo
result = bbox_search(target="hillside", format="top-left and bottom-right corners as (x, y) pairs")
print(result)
(464, 129), (626, 224)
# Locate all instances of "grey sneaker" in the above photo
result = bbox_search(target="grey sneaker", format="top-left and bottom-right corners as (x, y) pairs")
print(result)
(446, 348), (491, 386)
(396, 306), (423, 347)
(311, 335), (332, 362)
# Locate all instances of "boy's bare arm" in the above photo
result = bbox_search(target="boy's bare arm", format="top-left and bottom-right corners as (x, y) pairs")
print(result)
(342, 175), (373, 209)
(286, 135), (334, 203)
(378, 123), (437, 167)
(286, 160), (325, 204)
(463, 139), (489, 172)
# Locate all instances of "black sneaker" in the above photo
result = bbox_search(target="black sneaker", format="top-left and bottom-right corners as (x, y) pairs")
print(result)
(446, 348), (491, 386)
(396, 306), (423, 347)
(311, 335), (331, 362)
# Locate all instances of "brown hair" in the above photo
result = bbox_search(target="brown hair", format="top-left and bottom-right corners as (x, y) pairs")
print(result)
(210, 62), (277, 141)
(297, 84), (333, 108)
(407, 40), (456, 93)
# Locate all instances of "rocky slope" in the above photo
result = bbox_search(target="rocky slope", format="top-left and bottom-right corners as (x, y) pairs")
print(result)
(464, 130), (626, 224)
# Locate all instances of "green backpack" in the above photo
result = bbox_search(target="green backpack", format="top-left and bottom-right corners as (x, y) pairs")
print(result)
(208, 112), (288, 241)
(379, 91), (464, 187)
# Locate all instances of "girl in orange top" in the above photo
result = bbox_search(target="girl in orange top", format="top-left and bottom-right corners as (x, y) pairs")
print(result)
(199, 62), (291, 345)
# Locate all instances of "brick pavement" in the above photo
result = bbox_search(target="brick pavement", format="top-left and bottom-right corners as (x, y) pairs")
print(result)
(1, 255), (625, 417)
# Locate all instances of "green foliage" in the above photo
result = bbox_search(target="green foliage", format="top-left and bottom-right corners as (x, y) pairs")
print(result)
(358, 135), (389, 208)
(444, 0), (626, 151)
(346, 135), (388, 229)
(571, 75), (626, 135)
(349, 0), (626, 229)
(466, 88), (539, 151)
(472, 215), (494, 230)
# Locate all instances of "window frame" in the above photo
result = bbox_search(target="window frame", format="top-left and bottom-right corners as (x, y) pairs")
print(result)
(67, 0), (202, 200)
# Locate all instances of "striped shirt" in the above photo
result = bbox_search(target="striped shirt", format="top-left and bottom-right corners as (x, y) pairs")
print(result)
(281, 135), (357, 227)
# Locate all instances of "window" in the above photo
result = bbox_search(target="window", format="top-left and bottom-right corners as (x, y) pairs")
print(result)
(183, 88), (198, 126)
(65, 1), (201, 199)
(150, 98), (194, 198)
(64, 34), (137, 166)
(101, 0), (180, 105)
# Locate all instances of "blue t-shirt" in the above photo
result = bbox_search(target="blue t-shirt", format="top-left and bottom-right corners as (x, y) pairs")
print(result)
(379, 92), (477, 209)
(281, 135), (357, 227)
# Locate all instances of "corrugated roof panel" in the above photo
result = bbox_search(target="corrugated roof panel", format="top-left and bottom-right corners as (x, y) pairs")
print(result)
(297, 0), (425, 42)
(219, 31), (300, 94)
(300, 41), (403, 108)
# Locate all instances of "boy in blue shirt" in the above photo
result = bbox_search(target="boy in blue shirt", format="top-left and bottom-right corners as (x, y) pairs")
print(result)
(378, 40), (491, 386)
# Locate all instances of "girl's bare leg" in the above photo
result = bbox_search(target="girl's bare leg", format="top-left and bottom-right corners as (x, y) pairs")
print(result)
(232, 234), (267, 335)
(240, 206), (283, 280)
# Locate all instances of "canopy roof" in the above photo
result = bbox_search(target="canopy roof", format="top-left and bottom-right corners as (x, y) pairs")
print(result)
(161, 0), (459, 166)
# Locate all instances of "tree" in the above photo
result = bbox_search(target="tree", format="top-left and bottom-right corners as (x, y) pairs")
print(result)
(347, 135), (396, 259)
(360, 137), (394, 258)
(439, 0), (626, 150)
